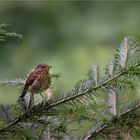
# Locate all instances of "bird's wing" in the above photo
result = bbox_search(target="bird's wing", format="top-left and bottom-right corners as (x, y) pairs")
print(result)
(20, 71), (37, 98)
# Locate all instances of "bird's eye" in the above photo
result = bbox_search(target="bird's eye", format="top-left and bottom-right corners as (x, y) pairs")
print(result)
(41, 66), (45, 69)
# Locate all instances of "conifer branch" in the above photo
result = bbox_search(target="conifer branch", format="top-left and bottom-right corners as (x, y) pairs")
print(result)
(0, 78), (25, 86)
(0, 70), (131, 135)
(82, 99), (140, 140)
(0, 23), (23, 41)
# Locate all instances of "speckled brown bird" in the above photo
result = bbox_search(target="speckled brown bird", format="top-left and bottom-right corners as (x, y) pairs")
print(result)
(20, 64), (52, 98)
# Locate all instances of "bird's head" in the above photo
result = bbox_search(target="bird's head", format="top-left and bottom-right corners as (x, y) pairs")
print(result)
(35, 64), (52, 74)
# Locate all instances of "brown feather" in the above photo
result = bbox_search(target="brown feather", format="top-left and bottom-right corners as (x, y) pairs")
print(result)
(20, 71), (37, 98)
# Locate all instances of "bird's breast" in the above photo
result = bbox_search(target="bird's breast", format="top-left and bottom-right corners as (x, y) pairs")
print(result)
(29, 74), (51, 94)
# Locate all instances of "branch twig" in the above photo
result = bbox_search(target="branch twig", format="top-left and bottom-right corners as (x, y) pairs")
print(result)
(82, 100), (140, 140)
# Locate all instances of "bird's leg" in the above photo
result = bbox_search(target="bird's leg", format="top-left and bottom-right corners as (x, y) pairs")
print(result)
(40, 93), (47, 102)
(28, 93), (34, 110)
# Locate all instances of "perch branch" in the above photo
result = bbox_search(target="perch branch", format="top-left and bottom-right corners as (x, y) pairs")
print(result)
(0, 71), (127, 134)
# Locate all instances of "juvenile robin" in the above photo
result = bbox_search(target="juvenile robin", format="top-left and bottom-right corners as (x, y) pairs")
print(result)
(19, 64), (52, 110)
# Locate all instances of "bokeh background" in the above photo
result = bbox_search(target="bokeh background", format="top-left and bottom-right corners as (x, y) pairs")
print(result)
(0, 1), (140, 105)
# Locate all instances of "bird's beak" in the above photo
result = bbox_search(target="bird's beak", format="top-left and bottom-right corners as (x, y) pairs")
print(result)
(49, 66), (52, 69)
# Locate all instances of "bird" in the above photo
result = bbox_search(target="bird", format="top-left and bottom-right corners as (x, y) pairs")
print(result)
(19, 64), (52, 110)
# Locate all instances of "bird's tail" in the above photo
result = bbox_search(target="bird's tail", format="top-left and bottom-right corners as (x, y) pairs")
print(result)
(20, 88), (27, 98)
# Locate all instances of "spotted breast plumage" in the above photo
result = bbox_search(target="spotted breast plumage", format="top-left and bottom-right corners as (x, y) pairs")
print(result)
(20, 64), (52, 98)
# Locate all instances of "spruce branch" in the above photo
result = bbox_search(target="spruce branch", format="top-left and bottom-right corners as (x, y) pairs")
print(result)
(0, 78), (25, 86)
(82, 99), (140, 140)
(0, 70), (130, 135)
(0, 23), (23, 41)
(0, 105), (14, 123)
(117, 36), (140, 69)
(88, 64), (100, 86)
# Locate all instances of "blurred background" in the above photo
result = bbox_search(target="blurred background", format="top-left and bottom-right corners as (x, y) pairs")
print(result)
(0, 1), (140, 104)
